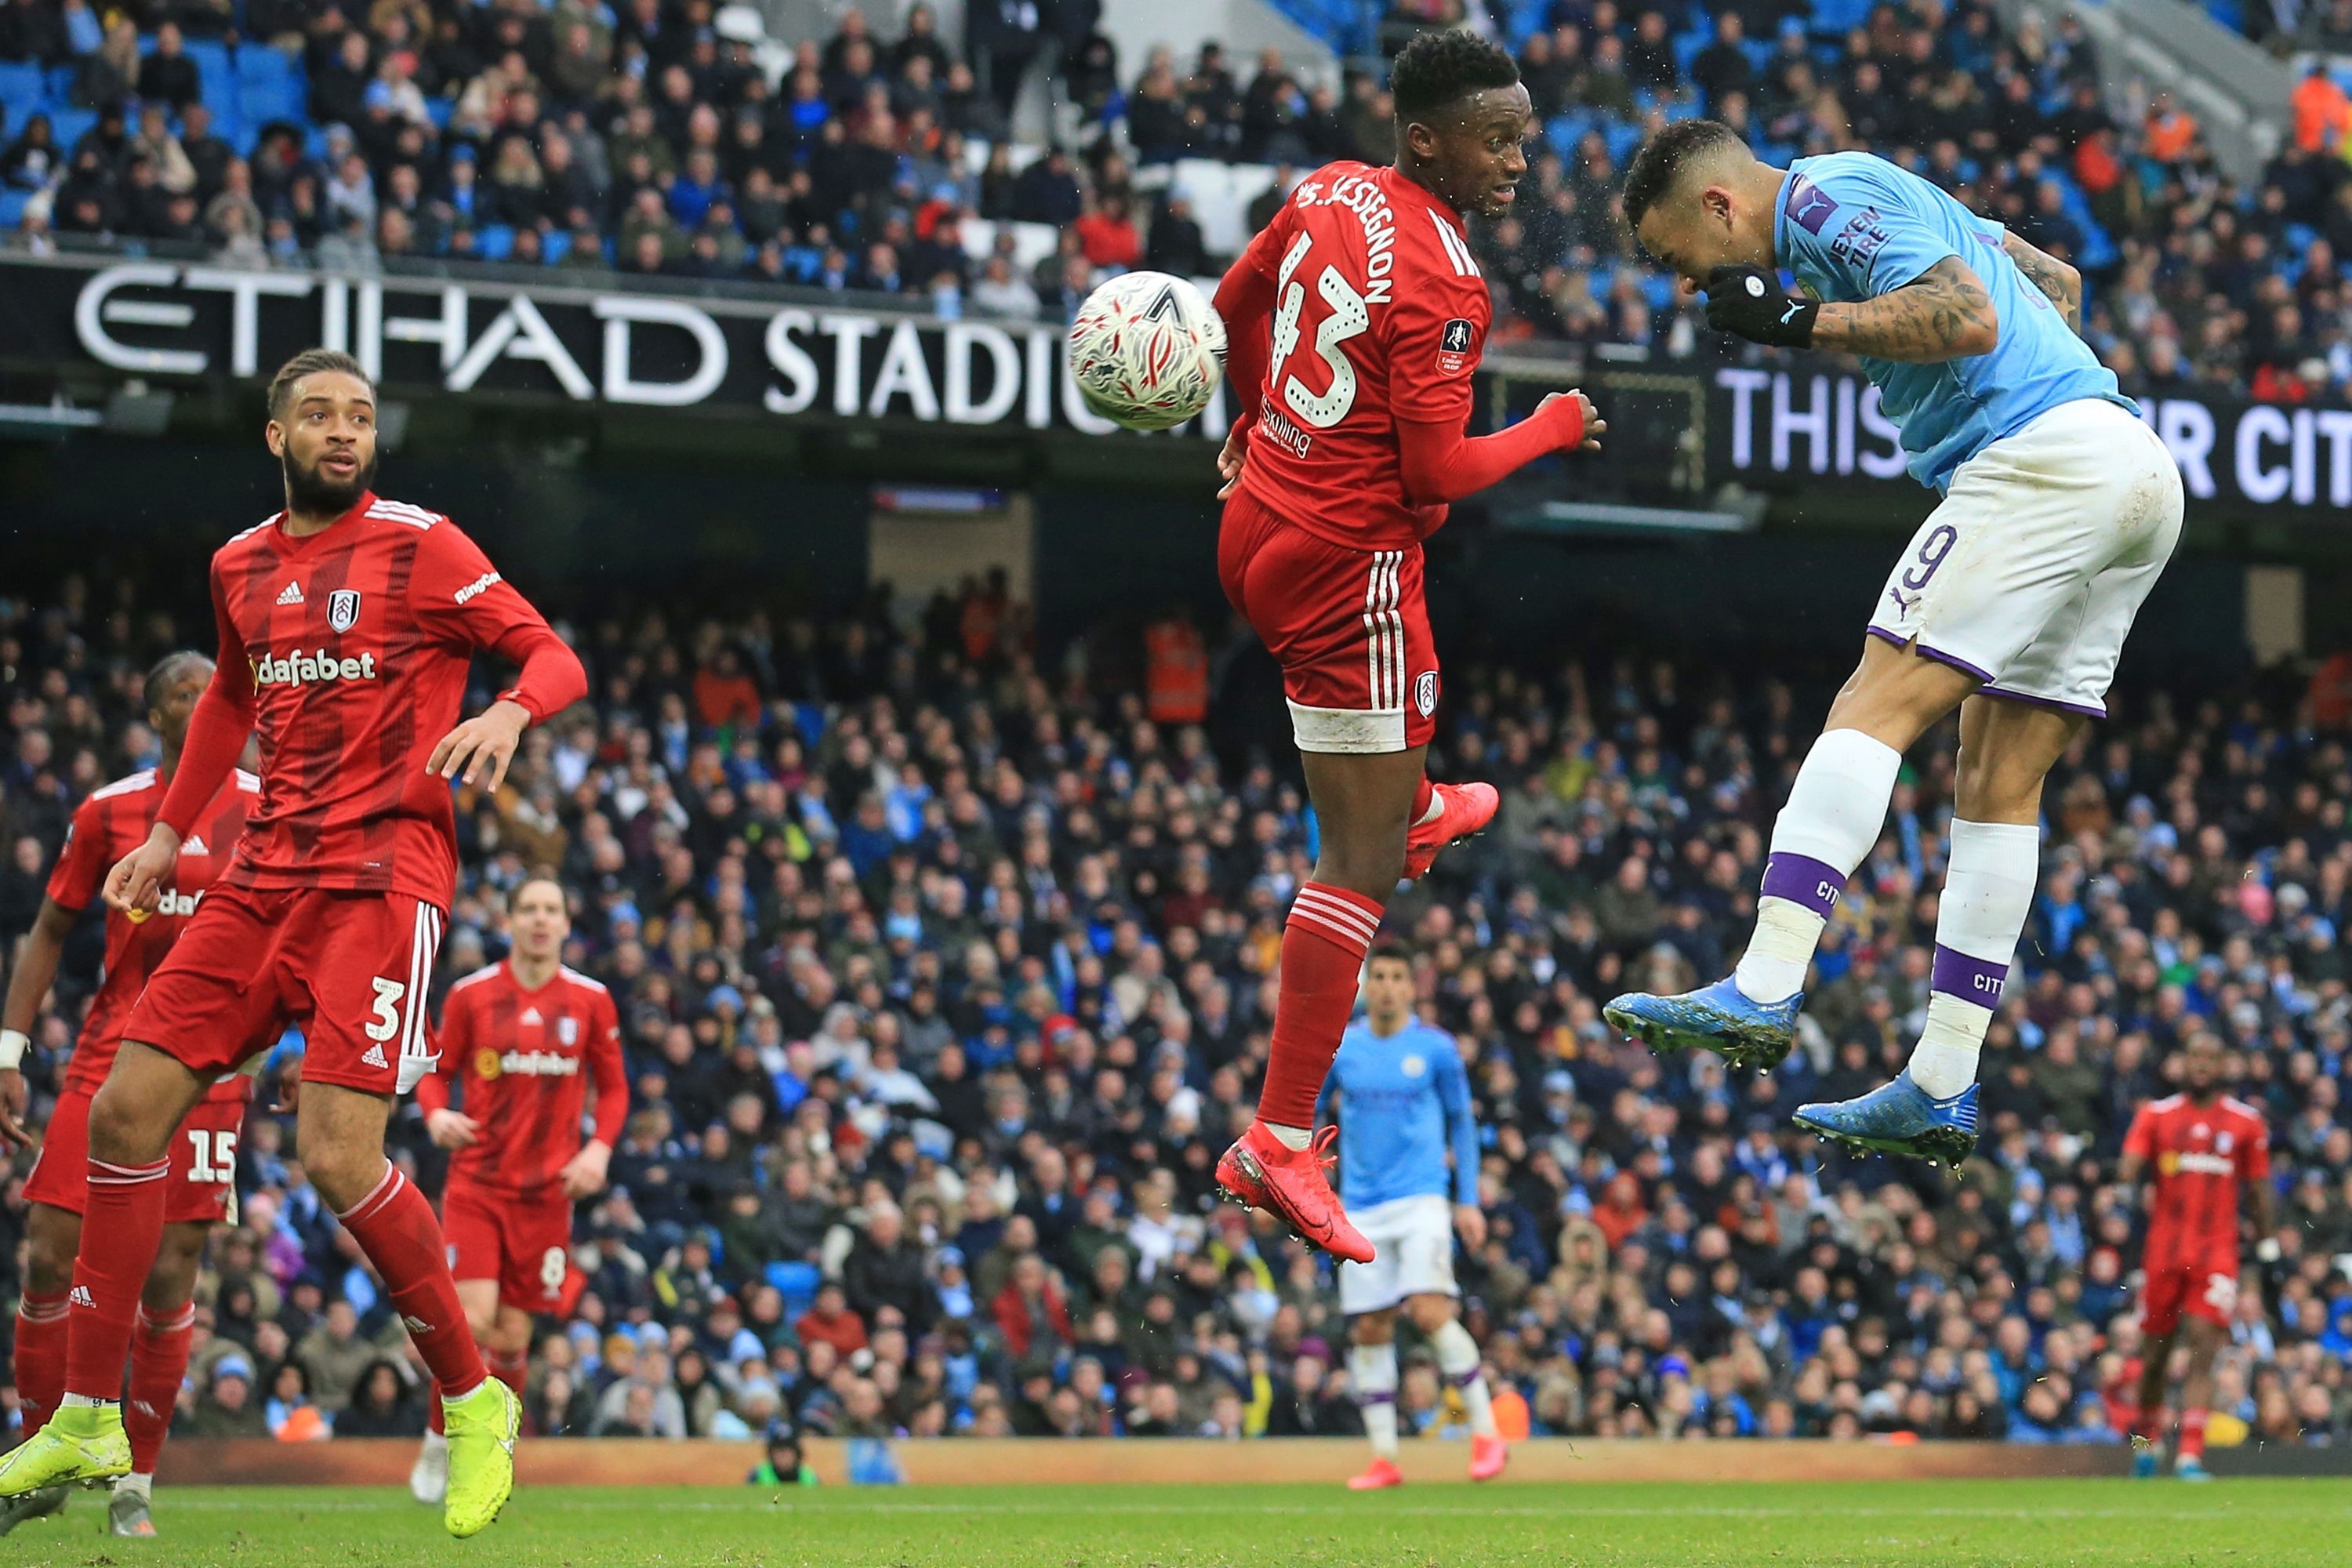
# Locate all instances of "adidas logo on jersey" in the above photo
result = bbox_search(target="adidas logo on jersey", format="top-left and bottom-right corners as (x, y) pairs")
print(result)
(70, 1286), (94, 1308)
(361, 1044), (389, 1069)
(276, 582), (305, 605)
(521, 1007), (542, 1025)
(249, 648), (379, 687)
(493, 1049), (581, 1078)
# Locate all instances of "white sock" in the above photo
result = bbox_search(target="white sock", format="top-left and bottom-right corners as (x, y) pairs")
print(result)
(1263, 1122), (1311, 1152)
(443, 1377), (488, 1404)
(1414, 789), (1445, 826)
(1733, 729), (1903, 1002)
(1907, 817), (2040, 1098)
(1430, 1319), (1496, 1439)
(114, 1472), (153, 1500)
(419, 1429), (449, 1454)
(61, 1393), (115, 1410)
(1350, 1341), (1399, 1459)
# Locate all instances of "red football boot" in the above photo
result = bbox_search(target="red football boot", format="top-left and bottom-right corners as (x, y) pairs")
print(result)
(1468, 1434), (1508, 1481)
(1214, 1123), (1374, 1264)
(1403, 782), (1498, 880)
(1347, 1457), (1403, 1491)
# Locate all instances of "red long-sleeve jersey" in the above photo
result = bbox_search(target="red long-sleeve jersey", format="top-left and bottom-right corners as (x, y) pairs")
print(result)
(418, 960), (626, 1197)
(157, 492), (587, 909)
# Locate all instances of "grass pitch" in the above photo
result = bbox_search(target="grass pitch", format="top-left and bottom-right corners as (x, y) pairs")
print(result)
(9, 1479), (2349, 1566)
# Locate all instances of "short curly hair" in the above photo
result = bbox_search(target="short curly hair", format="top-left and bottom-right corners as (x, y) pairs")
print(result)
(266, 347), (373, 419)
(1622, 119), (1746, 231)
(1390, 27), (1519, 123)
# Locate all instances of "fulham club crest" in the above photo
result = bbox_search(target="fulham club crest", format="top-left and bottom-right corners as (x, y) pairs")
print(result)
(327, 590), (362, 633)
(1414, 670), (1438, 717)
(1436, 318), (1475, 375)
(557, 1016), (579, 1046)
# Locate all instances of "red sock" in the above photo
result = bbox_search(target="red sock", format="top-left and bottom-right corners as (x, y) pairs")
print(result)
(64, 1158), (170, 1400)
(125, 1301), (195, 1473)
(1411, 776), (1436, 824)
(14, 1290), (70, 1432)
(2179, 1407), (2208, 1461)
(488, 1346), (528, 1397)
(1257, 882), (1383, 1128)
(336, 1167), (487, 1396)
(428, 1384), (445, 1436)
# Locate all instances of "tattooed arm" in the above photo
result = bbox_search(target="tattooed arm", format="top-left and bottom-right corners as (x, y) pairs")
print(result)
(2001, 230), (2082, 333)
(1808, 256), (2000, 362)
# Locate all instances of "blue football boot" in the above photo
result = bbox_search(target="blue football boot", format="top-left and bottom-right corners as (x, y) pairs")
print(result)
(2130, 1446), (2160, 1480)
(1603, 976), (1800, 1072)
(1792, 1071), (1980, 1166)
(2174, 1457), (2212, 1483)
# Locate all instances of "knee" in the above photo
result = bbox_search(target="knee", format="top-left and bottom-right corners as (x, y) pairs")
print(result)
(464, 1304), (502, 1343)
(1351, 1312), (1395, 1348)
(25, 1241), (74, 1298)
(1953, 747), (2039, 821)
(86, 1084), (160, 1164)
(1316, 829), (1408, 900)
(1406, 1296), (1457, 1338)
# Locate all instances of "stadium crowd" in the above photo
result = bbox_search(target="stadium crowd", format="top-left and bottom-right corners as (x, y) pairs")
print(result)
(3, 565), (2352, 1453)
(0, 0), (2346, 401)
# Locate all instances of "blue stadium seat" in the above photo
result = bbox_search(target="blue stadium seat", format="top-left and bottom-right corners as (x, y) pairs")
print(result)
(1809, 0), (1872, 33)
(424, 96), (452, 131)
(49, 107), (96, 151)
(0, 62), (42, 125)
(45, 65), (74, 103)
(765, 1261), (821, 1315)
(477, 223), (514, 260)
(0, 188), (28, 230)
(543, 229), (572, 264)
(1604, 120), (1643, 166)
(235, 43), (298, 88)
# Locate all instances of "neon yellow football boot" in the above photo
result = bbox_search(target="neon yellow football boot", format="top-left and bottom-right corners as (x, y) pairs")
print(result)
(440, 1377), (520, 1537)
(0, 1406), (130, 1497)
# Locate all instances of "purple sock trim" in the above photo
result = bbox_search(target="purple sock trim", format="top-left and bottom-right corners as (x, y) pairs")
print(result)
(1931, 944), (2009, 1007)
(1357, 1391), (1396, 1406)
(1446, 1368), (1481, 1389)
(1759, 851), (1846, 917)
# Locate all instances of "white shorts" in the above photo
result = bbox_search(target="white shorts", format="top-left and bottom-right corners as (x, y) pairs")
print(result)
(1866, 397), (2183, 718)
(1338, 1193), (1457, 1316)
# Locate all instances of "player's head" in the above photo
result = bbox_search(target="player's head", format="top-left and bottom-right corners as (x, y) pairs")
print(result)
(1622, 118), (1782, 290)
(1390, 29), (1531, 220)
(265, 347), (379, 518)
(1363, 941), (1414, 1030)
(144, 650), (214, 750)
(2180, 1033), (2225, 1097)
(508, 873), (571, 960)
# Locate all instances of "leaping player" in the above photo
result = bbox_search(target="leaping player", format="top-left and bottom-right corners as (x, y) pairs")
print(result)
(410, 873), (625, 1505)
(2118, 1033), (2274, 1480)
(0, 347), (587, 1537)
(0, 654), (258, 1539)
(1316, 945), (1504, 1489)
(1606, 120), (2184, 1163)
(1210, 28), (1602, 1259)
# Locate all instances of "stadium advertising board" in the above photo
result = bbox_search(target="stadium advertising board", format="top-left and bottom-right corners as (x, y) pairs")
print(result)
(1709, 367), (2352, 515)
(0, 253), (1231, 438)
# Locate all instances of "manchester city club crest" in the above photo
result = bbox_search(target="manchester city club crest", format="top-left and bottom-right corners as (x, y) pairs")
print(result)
(328, 589), (361, 633)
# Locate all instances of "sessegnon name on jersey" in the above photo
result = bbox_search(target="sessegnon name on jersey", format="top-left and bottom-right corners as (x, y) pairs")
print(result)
(1293, 172), (1396, 303)
(249, 648), (379, 687)
(497, 1049), (582, 1077)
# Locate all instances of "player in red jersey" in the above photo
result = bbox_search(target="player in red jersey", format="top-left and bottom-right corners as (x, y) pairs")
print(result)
(407, 873), (625, 1504)
(1206, 29), (1601, 1260)
(0, 653), (258, 1539)
(0, 349), (587, 1538)
(2118, 1033), (2276, 1480)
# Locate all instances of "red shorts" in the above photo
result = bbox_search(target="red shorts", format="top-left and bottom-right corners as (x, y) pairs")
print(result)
(2140, 1260), (2238, 1338)
(122, 884), (445, 1097)
(27, 1083), (248, 1225)
(443, 1179), (583, 1315)
(1219, 489), (1439, 754)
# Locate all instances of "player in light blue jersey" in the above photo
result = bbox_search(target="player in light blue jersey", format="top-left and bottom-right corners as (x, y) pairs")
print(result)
(1605, 121), (2184, 1163)
(1313, 946), (1505, 1489)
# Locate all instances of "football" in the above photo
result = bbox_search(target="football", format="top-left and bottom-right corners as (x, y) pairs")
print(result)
(1066, 270), (1227, 432)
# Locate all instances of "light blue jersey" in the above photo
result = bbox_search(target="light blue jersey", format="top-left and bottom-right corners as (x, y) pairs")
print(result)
(1773, 151), (2133, 493)
(1315, 1018), (1478, 1211)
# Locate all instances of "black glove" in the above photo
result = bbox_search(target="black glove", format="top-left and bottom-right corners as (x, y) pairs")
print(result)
(1704, 265), (1819, 348)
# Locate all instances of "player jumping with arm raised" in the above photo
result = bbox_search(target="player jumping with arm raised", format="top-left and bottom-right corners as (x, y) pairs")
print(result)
(409, 873), (626, 1505)
(1210, 28), (1602, 1261)
(2118, 1033), (2276, 1481)
(1606, 121), (2183, 1163)
(1316, 944), (1503, 1489)
(0, 653), (259, 1540)
(0, 348), (588, 1538)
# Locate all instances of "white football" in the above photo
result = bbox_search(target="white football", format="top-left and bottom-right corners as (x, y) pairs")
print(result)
(1067, 270), (1226, 432)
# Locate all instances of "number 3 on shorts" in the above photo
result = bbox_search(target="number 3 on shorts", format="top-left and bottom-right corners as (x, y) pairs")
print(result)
(365, 976), (406, 1042)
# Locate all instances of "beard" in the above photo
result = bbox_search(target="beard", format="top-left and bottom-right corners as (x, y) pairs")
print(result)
(281, 445), (376, 517)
